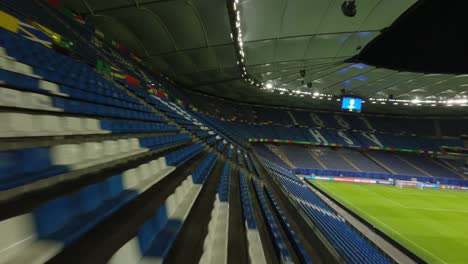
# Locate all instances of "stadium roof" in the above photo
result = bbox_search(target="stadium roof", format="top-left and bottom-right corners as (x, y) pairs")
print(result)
(64, 0), (468, 115)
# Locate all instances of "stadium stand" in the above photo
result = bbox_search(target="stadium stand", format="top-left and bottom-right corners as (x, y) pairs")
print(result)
(1, 1), (467, 264)
(239, 172), (267, 264)
(262, 160), (391, 264)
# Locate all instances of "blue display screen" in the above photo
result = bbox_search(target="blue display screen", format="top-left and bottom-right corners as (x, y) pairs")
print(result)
(341, 97), (362, 112)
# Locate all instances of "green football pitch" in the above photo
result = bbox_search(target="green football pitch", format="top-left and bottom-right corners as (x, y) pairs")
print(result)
(310, 180), (468, 264)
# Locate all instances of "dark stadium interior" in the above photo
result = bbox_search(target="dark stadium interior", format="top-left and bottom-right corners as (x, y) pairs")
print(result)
(0, 1), (467, 264)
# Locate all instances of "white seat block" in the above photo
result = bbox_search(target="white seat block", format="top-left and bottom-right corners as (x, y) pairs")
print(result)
(0, 48), (13, 60)
(0, 113), (34, 136)
(82, 142), (103, 161)
(158, 157), (167, 169)
(83, 118), (101, 132)
(0, 214), (36, 263)
(108, 238), (142, 264)
(0, 56), (8, 69)
(38, 80), (60, 94)
(0, 88), (24, 108)
(129, 138), (140, 150)
(51, 144), (82, 165)
(62, 117), (83, 133)
(149, 160), (161, 172)
(137, 164), (151, 181)
(118, 139), (130, 153)
(12, 61), (35, 76)
(103, 140), (118, 156)
(33, 115), (62, 134)
(166, 195), (177, 216)
(122, 168), (139, 189)
(174, 186), (184, 204)
(24, 93), (53, 110)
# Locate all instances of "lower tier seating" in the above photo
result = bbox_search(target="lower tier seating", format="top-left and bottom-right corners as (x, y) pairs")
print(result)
(264, 163), (391, 264)
(239, 172), (267, 264)
(0, 134), (191, 192)
(0, 143), (203, 263)
(265, 188), (313, 264)
(109, 153), (217, 264)
(199, 161), (231, 264)
(252, 179), (294, 263)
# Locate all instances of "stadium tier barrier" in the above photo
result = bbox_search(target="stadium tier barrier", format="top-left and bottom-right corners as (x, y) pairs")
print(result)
(294, 168), (468, 187)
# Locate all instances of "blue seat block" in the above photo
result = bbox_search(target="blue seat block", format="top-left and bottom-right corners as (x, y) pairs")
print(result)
(35, 188), (137, 245)
(144, 220), (182, 258)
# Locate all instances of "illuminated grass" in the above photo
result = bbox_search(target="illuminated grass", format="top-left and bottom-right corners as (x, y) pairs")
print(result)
(311, 180), (468, 264)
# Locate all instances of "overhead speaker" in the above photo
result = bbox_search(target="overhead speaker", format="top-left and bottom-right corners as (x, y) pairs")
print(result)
(300, 70), (306, 78)
(341, 0), (357, 17)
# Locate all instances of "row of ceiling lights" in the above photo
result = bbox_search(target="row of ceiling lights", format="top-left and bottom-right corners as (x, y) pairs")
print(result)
(230, 0), (319, 98)
(368, 97), (468, 106)
(229, 1), (466, 108)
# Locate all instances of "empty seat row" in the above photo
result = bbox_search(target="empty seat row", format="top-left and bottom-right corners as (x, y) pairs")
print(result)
(109, 153), (217, 264)
(0, 112), (106, 137)
(186, 125), (203, 131)
(174, 118), (194, 125)
(0, 174), (138, 263)
(237, 153), (244, 166)
(206, 136), (217, 145)
(165, 143), (204, 167)
(252, 180), (294, 263)
(0, 134), (188, 192)
(0, 87), (160, 122)
(100, 119), (177, 134)
(138, 134), (191, 150)
(268, 164), (391, 264)
(0, 29), (141, 106)
(0, 112), (175, 138)
(217, 141), (226, 152)
(1, 66), (151, 114)
(239, 172), (267, 264)
(53, 96), (161, 121)
(245, 154), (254, 173)
(192, 152), (217, 184)
(0, 141), (195, 264)
(265, 188), (313, 264)
(196, 131), (210, 138)
(199, 162), (231, 264)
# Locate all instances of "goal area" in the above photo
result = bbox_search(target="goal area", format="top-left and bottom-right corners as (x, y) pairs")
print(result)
(395, 180), (424, 190)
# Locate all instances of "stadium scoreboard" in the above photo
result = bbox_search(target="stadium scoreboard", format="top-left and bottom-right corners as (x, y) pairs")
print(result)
(341, 96), (362, 113)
